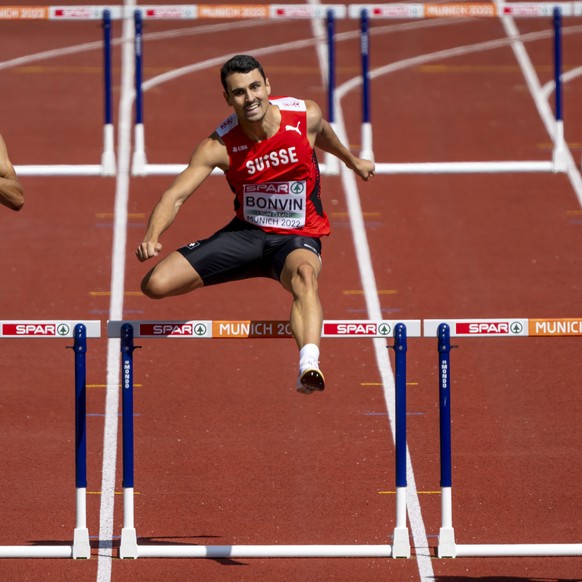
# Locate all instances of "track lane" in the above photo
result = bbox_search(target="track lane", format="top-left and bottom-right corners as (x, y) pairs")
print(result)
(1, 2), (575, 575)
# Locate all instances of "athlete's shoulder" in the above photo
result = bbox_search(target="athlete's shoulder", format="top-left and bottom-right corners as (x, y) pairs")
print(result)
(215, 113), (239, 138)
(270, 96), (307, 112)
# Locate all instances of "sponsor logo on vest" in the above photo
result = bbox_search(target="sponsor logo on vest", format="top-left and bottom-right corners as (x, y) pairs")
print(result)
(285, 121), (301, 135)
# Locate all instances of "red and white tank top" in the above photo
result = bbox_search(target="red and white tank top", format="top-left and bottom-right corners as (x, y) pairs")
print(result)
(216, 96), (330, 237)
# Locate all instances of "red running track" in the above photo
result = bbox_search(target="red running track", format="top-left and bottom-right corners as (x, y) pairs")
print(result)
(1, 1), (582, 581)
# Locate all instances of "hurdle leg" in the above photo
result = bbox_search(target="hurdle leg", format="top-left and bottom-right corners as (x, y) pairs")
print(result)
(551, 7), (568, 172)
(359, 9), (374, 161)
(390, 323), (411, 558)
(120, 488), (138, 559)
(322, 10), (340, 176)
(119, 323), (139, 558)
(73, 488), (91, 559)
(131, 10), (148, 176)
(72, 324), (91, 559)
(100, 9), (116, 176)
(436, 323), (457, 558)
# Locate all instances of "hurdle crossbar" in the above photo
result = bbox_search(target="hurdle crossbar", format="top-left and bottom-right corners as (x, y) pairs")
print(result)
(426, 318), (582, 558)
(108, 319), (419, 559)
(0, 320), (101, 559)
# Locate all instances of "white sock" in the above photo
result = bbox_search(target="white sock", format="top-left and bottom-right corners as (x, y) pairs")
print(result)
(299, 343), (320, 372)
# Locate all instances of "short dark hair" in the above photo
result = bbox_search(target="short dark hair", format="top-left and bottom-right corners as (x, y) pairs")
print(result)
(220, 55), (266, 91)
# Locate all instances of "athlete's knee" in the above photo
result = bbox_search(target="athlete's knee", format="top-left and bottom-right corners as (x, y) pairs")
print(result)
(291, 262), (319, 295)
(141, 270), (169, 299)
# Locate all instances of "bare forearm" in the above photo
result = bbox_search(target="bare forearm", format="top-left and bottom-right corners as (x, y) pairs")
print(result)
(136, 190), (186, 262)
(315, 120), (375, 180)
(143, 196), (180, 242)
(314, 121), (357, 166)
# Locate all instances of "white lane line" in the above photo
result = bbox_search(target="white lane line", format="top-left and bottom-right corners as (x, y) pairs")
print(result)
(96, 1), (135, 580)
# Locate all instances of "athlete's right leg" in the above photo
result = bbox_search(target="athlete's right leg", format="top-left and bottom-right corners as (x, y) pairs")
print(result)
(141, 251), (204, 299)
(279, 247), (325, 394)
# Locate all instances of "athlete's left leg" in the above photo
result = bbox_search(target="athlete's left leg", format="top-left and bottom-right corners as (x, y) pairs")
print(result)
(279, 248), (325, 394)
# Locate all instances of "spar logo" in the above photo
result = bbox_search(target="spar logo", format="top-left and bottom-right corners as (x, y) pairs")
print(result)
(53, 7), (101, 19)
(372, 5), (422, 17)
(455, 321), (523, 335)
(245, 182), (304, 195)
(140, 323), (207, 336)
(324, 322), (392, 336)
(145, 7), (196, 18)
(2, 322), (70, 336)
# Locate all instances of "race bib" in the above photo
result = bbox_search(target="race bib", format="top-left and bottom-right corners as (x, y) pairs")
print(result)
(243, 181), (306, 229)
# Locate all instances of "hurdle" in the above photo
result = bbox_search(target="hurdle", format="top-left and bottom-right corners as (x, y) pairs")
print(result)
(3, 6), (119, 176)
(351, 2), (576, 174)
(107, 318), (421, 559)
(424, 317), (582, 558)
(0, 320), (101, 559)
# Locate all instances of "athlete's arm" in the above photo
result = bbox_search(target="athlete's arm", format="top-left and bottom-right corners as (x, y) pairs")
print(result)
(136, 134), (228, 262)
(0, 135), (24, 211)
(305, 100), (375, 181)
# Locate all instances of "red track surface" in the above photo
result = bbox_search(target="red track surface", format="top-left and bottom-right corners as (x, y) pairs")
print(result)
(1, 1), (582, 581)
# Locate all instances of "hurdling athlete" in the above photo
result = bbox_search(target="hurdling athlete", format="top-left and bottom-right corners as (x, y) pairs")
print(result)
(136, 54), (375, 394)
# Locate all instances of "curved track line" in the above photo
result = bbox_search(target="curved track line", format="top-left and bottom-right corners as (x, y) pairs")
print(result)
(542, 64), (582, 100)
(495, 4), (582, 205)
(334, 25), (582, 206)
(140, 19), (465, 91)
(0, 19), (277, 73)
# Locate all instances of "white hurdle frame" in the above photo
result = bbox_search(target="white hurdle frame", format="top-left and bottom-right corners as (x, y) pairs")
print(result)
(0, 320), (101, 559)
(3, 7), (121, 177)
(350, 2), (579, 175)
(424, 317), (582, 558)
(107, 318), (421, 559)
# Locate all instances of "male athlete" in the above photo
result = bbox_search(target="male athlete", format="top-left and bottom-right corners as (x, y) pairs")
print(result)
(136, 55), (375, 394)
(0, 134), (24, 211)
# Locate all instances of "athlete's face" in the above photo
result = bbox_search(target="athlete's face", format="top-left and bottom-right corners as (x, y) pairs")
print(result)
(223, 69), (271, 123)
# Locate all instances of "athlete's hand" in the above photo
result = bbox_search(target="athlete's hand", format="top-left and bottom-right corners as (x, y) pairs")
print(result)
(354, 158), (375, 181)
(136, 241), (162, 262)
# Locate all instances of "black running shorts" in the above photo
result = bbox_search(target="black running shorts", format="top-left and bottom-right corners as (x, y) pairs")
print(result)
(177, 217), (323, 286)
